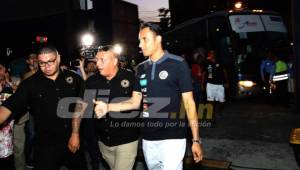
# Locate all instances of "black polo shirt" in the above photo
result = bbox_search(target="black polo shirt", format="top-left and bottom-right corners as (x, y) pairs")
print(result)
(85, 69), (140, 146)
(133, 52), (193, 140)
(3, 70), (84, 146)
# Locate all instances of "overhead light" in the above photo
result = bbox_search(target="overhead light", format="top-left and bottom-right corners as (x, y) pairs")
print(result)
(113, 44), (123, 55)
(81, 33), (94, 46)
(234, 1), (243, 9)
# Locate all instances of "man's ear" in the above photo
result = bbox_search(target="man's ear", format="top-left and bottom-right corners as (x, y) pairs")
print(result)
(156, 35), (162, 43)
(57, 54), (61, 63)
(114, 57), (119, 66)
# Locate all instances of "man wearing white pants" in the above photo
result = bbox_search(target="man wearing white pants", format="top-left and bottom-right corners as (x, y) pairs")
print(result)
(143, 139), (186, 170)
(204, 50), (227, 117)
(94, 22), (203, 170)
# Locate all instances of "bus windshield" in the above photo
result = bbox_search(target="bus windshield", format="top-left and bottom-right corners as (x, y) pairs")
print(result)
(229, 14), (288, 77)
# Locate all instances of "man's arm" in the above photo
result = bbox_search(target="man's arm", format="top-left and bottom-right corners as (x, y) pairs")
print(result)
(0, 106), (12, 125)
(269, 64), (275, 83)
(75, 59), (87, 80)
(94, 91), (142, 118)
(68, 100), (88, 153)
(109, 91), (142, 111)
(182, 91), (203, 163)
(68, 115), (81, 153)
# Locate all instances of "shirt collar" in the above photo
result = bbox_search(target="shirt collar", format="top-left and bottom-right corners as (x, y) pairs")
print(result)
(149, 50), (169, 65)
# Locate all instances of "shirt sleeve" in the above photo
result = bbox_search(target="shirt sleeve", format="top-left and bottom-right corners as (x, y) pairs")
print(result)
(178, 60), (193, 93)
(133, 66), (142, 92)
(2, 80), (30, 118)
(76, 75), (85, 98)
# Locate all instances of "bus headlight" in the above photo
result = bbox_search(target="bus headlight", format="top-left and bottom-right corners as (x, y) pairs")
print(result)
(238, 80), (256, 88)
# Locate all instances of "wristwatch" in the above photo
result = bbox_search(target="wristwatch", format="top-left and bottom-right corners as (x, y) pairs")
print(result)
(192, 138), (202, 144)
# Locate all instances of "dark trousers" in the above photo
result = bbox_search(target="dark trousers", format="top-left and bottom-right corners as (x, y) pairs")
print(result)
(25, 115), (35, 163)
(0, 155), (15, 170)
(273, 80), (288, 104)
(34, 144), (87, 170)
(82, 119), (101, 170)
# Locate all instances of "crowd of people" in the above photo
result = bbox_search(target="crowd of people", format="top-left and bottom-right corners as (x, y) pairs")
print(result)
(0, 23), (204, 170)
(1, 20), (295, 170)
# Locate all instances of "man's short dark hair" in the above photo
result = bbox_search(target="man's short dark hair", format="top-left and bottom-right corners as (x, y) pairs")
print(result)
(37, 44), (58, 55)
(140, 22), (162, 36)
(27, 53), (37, 59)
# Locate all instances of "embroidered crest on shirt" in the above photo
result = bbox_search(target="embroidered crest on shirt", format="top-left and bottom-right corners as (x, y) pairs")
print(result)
(66, 76), (73, 84)
(159, 70), (168, 80)
(140, 74), (146, 79)
(121, 79), (130, 88)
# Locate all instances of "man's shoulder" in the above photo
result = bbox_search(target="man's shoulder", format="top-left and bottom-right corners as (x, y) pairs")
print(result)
(165, 53), (184, 63)
(86, 73), (104, 85)
(119, 68), (134, 76)
(22, 71), (40, 83)
(137, 59), (151, 68)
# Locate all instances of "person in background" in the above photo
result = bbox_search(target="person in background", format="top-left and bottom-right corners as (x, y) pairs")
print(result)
(80, 58), (100, 170)
(203, 50), (228, 117)
(269, 50), (289, 105)
(75, 58), (97, 81)
(260, 50), (274, 94)
(72, 56), (99, 170)
(0, 63), (14, 170)
(13, 53), (39, 170)
(22, 53), (39, 80)
(118, 55), (134, 73)
(190, 48), (206, 104)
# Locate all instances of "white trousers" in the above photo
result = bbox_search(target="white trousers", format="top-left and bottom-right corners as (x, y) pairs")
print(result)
(142, 139), (186, 170)
(206, 83), (225, 102)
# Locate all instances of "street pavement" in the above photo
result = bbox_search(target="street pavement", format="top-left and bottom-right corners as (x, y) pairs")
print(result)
(197, 99), (300, 170)
(96, 99), (300, 170)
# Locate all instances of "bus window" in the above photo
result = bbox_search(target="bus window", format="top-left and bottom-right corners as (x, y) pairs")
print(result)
(208, 16), (231, 65)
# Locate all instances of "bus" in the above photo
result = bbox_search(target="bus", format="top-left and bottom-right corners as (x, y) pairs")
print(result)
(164, 9), (290, 97)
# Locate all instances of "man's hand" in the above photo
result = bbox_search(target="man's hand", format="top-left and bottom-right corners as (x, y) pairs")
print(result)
(68, 133), (80, 153)
(192, 142), (203, 163)
(93, 99), (108, 119)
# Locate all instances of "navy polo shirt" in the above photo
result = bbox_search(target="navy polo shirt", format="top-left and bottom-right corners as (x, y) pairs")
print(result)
(3, 70), (84, 146)
(133, 52), (193, 140)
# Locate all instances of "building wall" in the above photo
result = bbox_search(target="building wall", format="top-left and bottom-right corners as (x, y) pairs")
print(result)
(112, 0), (139, 58)
(93, 0), (139, 58)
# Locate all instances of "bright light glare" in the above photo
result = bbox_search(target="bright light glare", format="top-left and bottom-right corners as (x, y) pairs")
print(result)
(113, 44), (122, 54)
(234, 2), (242, 9)
(239, 81), (255, 87)
(81, 33), (94, 46)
